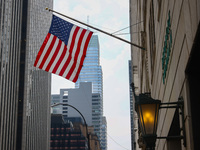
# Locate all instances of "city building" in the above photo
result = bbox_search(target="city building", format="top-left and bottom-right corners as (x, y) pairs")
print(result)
(0, 1), (52, 150)
(75, 35), (106, 150)
(51, 34), (106, 149)
(51, 94), (62, 114)
(130, 0), (200, 150)
(52, 82), (93, 126)
(51, 114), (101, 150)
(129, 60), (136, 150)
(51, 114), (87, 150)
(92, 93), (102, 138)
(75, 35), (103, 97)
(51, 82), (104, 142)
(101, 117), (107, 150)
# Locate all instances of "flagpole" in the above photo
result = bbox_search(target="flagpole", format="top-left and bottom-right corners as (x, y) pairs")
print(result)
(46, 8), (145, 50)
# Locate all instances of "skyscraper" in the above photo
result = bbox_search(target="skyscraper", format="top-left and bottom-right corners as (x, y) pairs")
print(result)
(23, 1), (53, 150)
(75, 35), (106, 150)
(101, 116), (107, 150)
(51, 114), (88, 150)
(60, 82), (93, 126)
(0, 1), (23, 149)
(0, 1), (52, 150)
(92, 93), (102, 139)
(129, 60), (135, 150)
(75, 35), (103, 97)
(51, 82), (105, 149)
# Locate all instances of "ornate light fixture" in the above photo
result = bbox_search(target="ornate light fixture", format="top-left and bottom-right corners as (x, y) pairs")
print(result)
(135, 93), (161, 149)
(131, 83), (186, 150)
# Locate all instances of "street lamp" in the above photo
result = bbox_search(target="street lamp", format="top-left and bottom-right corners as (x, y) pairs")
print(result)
(130, 83), (186, 150)
(135, 93), (161, 150)
(51, 103), (91, 150)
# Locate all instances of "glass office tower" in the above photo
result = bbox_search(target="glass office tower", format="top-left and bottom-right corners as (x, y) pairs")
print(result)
(75, 35), (107, 149)
(75, 35), (103, 97)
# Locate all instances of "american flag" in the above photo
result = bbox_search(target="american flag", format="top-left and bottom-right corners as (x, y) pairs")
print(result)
(34, 15), (93, 82)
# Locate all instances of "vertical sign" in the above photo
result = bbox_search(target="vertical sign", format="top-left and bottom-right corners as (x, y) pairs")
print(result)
(162, 11), (172, 84)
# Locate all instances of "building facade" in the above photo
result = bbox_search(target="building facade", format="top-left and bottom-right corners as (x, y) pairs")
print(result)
(129, 60), (136, 150)
(52, 82), (93, 126)
(75, 35), (107, 150)
(0, 1), (52, 150)
(0, 1), (23, 149)
(62, 82), (93, 126)
(101, 116), (107, 150)
(24, 1), (52, 150)
(75, 35), (103, 97)
(130, 0), (200, 150)
(92, 93), (102, 138)
(51, 114), (88, 150)
(51, 84), (103, 150)
(51, 82), (105, 145)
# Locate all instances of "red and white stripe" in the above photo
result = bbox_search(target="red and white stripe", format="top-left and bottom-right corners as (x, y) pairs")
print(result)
(34, 25), (93, 82)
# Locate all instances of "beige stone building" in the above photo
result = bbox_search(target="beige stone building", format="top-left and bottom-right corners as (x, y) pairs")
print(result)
(129, 0), (200, 150)
(80, 125), (102, 150)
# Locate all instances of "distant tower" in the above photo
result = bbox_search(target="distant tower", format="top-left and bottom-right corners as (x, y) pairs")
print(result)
(52, 82), (107, 150)
(60, 82), (93, 126)
(101, 117), (108, 150)
(75, 35), (103, 97)
(129, 60), (136, 150)
(75, 35), (106, 149)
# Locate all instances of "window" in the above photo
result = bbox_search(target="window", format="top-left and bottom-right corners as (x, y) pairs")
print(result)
(71, 134), (81, 136)
(92, 95), (99, 98)
(149, 0), (156, 83)
(63, 96), (68, 99)
(157, 0), (162, 21)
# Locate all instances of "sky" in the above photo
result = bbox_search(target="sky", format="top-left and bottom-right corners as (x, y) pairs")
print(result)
(51, 0), (132, 149)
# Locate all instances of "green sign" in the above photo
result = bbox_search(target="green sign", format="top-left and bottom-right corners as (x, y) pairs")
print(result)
(162, 11), (172, 84)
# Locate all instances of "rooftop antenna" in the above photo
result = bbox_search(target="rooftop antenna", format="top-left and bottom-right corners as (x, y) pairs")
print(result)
(87, 15), (89, 30)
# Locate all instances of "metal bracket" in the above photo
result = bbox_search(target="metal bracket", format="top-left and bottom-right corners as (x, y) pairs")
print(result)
(158, 97), (186, 147)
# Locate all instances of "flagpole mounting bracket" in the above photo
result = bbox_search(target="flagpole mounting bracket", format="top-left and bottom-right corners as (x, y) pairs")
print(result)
(45, 8), (145, 50)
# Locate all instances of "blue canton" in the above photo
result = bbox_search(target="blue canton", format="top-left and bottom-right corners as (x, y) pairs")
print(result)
(49, 15), (74, 45)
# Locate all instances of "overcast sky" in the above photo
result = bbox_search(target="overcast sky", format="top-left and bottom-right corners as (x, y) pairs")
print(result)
(51, 0), (132, 149)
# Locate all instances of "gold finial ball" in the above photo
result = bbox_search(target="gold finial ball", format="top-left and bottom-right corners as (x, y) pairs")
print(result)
(45, 7), (49, 10)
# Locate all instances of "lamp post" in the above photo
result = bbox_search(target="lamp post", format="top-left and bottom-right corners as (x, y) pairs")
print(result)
(131, 83), (186, 149)
(134, 93), (186, 149)
(51, 103), (90, 150)
(135, 93), (161, 150)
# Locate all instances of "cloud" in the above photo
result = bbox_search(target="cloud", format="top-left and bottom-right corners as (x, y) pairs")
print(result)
(100, 40), (131, 149)
(107, 116), (131, 149)
(54, 0), (101, 23)
(51, 75), (75, 94)
(101, 44), (130, 78)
